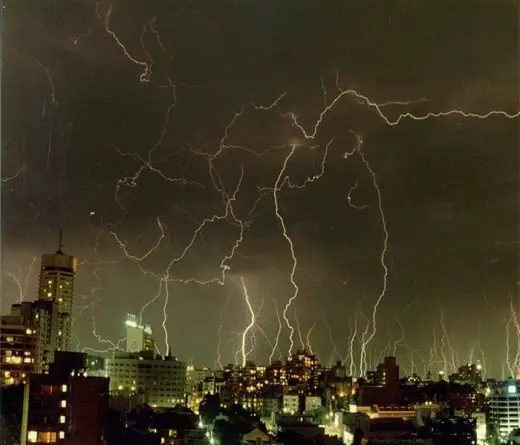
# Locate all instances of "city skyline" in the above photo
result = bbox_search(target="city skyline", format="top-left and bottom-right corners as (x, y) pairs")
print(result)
(2, 0), (519, 378)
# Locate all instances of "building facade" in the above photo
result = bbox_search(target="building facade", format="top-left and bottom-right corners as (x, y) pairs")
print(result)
(125, 314), (154, 353)
(106, 350), (186, 408)
(0, 309), (38, 386)
(488, 380), (520, 442)
(37, 244), (76, 353)
(20, 352), (109, 445)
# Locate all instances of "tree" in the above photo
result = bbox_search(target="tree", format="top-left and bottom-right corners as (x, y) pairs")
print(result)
(353, 427), (364, 445)
(199, 393), (221, 425)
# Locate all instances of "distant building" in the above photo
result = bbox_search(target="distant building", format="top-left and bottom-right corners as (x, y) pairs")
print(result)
(125, 313), (155, 353)
(488, 379), (520, 441)
(304, 396), (322, 414)
(106, 350), (186, 408)
(185, 366), (213, 393)
(283, 395), (299, 414)
(285, 349), (320, 388)
(20, 351), (109, 445)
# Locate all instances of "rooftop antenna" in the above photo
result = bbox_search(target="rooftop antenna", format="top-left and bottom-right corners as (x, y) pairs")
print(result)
(57, 228), (64, 254)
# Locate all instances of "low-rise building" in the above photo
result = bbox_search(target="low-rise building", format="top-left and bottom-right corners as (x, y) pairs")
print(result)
(20, 351), (109, 445)
(106, 350), (186, 408)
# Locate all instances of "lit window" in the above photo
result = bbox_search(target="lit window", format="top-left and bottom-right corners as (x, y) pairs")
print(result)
(37, 432), (56, 442)
(27, 431), (37, 443)
(6, 337), (14, 343)
(60, 415), (66, 423)
(61, 384), (67, 392)
(24, 358), (32, 363)
(47, 292), (52, 297)
(61, 400), (66, 408)
(48, 280), (52, 284)
(26, 328), (33, 335)
(59, 431), (65, 439)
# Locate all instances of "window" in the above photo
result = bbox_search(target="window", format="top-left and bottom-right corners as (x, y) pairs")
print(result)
(59, 431), (65, 439)
(27, 431), (37, 443)
(60, 415), (66, 424)
(60, 400), (67, 408)
(37, 431), (56, 443)
(61, 384), (67, 393)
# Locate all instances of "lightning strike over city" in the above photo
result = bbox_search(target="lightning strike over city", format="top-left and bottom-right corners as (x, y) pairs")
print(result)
(2, 1), (519, 443)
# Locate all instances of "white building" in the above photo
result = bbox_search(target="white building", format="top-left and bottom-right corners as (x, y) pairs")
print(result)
(283, 394), (299, 414)
(106, 350), (186, 407)
(305, 395), (322, 413)
(125, 314), (154, 353)
(488, 380), (520, 441)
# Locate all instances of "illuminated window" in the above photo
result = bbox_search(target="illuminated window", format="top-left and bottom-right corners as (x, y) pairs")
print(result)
(6, 337), (14, 343)
(60, 415), (66, 423)
(47, 292), (52, 297)
(27, 431), (37, 443)
(24, 358), (32, 363)
(37, 431), (56, 442)
(61, 384), (67, 392)
(48, 280), (52, 284)
(60, 400), (67, 408)
(59, 431), (65, 439)
(24, 351), (31, 356)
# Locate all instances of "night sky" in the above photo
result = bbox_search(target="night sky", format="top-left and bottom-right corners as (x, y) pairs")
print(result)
(2, 0), (519, 378)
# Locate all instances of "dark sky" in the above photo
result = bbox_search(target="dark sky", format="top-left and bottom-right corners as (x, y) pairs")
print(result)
(2, 0), (519, 378)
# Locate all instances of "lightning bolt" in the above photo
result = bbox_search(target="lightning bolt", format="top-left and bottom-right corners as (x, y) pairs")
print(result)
(272, 144), (300, 355)
(1, 167), (24, 183)
(294, 308), (305, 350)
(305, 322), (316, 355)
(238, 276), (255, 367)
(269, 299), (283, 364)
(323, 315), (341, 367)
(69, 28), (92, 45)
(35, 59), (58, 105)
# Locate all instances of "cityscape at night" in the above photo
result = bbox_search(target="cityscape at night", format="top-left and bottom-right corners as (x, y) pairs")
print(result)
(1, 0), (519, 444)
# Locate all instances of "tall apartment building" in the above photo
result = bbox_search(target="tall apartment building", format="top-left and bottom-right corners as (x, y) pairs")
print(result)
(37, 237), (77, 353)
(106, 350), (186, 408)
(125, 313), (154, 353)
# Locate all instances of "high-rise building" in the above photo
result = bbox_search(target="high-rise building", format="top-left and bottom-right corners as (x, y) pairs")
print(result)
(125, 313), (154, 353)
(37, 234), (77, 352)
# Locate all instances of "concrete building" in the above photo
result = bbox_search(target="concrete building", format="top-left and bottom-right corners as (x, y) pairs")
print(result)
(125, 313), (154, 353)
(20, 351), (109, 445)
(185, 366), (213, 393)
(304, 396), (322, 413)
(106, 350), (186, 408)
(0, 306), (39, 386)
(283, 395), (299, 414)
(37, 238), (76, 353)
(488, 379), (520, 442)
